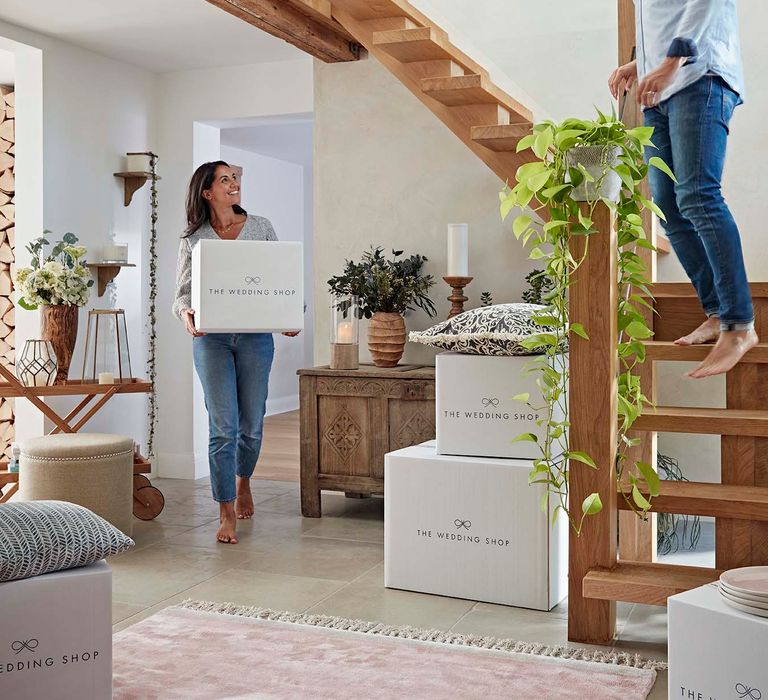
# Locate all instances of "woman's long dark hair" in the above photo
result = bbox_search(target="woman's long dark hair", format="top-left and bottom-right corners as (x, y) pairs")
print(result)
(183, 160), (247, 237)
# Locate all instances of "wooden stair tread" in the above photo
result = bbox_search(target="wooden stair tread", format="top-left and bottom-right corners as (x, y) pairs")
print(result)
(470, 123), (531, 151)
(618, 480), (768, 520)
(421, 74), (531, 122)
(647, 282), (768, 298)
(583, 561), (721, 606)
(374, 26), (454, 62)
(634, 405), (768, 437)
(643, 340), (768, 363)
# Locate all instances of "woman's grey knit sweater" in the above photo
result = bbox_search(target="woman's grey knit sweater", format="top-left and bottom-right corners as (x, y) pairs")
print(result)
(172, 215), (277, 320)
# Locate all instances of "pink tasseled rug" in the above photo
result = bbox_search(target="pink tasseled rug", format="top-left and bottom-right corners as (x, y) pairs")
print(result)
(113, 602), (660, 699)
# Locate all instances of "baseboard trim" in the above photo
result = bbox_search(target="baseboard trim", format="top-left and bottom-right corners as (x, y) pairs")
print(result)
(266, 395), (299, 416)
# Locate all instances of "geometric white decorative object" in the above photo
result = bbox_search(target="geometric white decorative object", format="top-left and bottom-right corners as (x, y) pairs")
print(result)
(436, 352), (565, 460)
(16, 340), (57, 387)
(0, 561), (112, 699)
(191, 239), (304, 333)
(385, 442), (568, 610)
(669, 583), (768, 700)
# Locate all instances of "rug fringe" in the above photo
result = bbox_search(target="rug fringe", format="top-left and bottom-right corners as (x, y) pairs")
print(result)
(177, 599), (667, 671)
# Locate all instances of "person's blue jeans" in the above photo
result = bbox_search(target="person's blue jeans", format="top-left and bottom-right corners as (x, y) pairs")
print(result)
(644, 75), (753, 331)
(193, 333), (274, 503)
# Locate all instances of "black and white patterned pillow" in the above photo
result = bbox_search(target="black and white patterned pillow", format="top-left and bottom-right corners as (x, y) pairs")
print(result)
(0, 501), (134, 583)
(409, 303), (562, 356)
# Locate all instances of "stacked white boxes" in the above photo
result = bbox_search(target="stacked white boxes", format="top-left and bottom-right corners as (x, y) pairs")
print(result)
(384, 351), (568, 610)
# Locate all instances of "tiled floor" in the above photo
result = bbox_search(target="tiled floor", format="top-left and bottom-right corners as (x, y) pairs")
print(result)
(113, 477), (668, 698)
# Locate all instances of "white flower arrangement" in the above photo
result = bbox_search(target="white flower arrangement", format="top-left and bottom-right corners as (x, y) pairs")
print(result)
(15, 231), (94, 309)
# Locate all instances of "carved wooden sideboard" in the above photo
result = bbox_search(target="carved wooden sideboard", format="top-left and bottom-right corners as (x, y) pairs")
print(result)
(298, 365), (436, 517)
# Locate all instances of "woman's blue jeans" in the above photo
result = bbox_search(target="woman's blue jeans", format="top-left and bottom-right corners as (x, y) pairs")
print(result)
(645, 75), (753, 331)
(193, 333), (274, 503)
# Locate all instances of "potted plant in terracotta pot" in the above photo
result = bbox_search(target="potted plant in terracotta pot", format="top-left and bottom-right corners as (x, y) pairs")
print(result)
(15, 231), (94, 383)
(328, 247), (436, 368)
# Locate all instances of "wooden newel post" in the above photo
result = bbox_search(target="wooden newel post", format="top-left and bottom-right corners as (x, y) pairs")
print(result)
(568, 202), (619, 644)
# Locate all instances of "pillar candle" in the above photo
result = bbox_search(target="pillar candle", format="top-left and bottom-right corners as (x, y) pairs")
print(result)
(447, 224), (469, 277)
(336, 321), (355, 344)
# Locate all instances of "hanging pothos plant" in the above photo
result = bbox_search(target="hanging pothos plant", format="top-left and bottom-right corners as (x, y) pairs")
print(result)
(499, 108), (675, 534)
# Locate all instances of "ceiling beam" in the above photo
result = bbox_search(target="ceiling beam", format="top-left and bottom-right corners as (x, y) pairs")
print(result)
(206, 0), (361, 63)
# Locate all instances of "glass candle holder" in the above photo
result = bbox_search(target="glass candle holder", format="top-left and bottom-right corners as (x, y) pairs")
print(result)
(330, 294), (359, 370)
(81, 309), (133, 384)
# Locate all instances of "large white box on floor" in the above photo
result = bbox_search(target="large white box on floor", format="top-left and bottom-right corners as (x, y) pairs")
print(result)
(192, 239), (304, 333)
(0, 561), (112, 699)
(436, 352), (565, 460)
(384, 442), (567, 610)
(669, 583), (768, 699)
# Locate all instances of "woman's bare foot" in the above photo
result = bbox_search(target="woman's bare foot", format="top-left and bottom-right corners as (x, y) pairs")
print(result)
(675, 317), (721, 345)
(235, 476), (254, 520)
(687, 329), (758, 379)
(217, 502), (238, 544)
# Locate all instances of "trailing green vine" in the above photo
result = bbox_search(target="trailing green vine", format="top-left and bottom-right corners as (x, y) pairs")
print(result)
(147, 153), (159, 457)
(500, 108), (675, 534)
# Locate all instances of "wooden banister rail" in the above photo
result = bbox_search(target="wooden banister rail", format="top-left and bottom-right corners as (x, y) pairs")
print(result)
(568, 202), (619, 644)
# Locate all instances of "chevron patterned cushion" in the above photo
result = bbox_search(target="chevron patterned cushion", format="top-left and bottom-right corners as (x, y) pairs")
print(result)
(0, 500), (134, 583)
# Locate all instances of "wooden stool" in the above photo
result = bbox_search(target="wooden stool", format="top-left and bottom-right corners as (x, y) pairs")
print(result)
(19, 434), (134, 535)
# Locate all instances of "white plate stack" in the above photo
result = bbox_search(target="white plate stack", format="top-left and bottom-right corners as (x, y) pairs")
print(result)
(719, 566), (768, 617)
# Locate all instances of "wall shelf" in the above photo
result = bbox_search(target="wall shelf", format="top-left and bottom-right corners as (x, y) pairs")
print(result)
(114, 171), (161, 206)
(87, 263), (135, 296)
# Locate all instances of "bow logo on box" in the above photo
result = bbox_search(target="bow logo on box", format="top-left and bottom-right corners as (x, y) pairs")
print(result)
(736, 684), (762, 700)
(481, 397), (500, 408)
(11, 639), (39, 654)
(245, 276), (262, 285)
(454, 519), (472, 530)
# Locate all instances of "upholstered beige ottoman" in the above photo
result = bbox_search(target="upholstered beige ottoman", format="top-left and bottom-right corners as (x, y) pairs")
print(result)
(19, 434), (134, 535)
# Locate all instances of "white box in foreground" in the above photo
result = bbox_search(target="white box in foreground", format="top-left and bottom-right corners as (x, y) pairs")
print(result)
(436, 352), (565, 460)
(192, 239), (304, 333)
(385, 442), (567, 610)
(669, 583), (768, 700)
(0, 561), (112, 699)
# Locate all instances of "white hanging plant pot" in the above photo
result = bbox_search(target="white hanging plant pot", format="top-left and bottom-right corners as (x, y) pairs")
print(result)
(566, 145), (622, 202)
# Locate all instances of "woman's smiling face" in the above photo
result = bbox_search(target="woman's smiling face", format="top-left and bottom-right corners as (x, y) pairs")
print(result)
(204, 165), (241, 207)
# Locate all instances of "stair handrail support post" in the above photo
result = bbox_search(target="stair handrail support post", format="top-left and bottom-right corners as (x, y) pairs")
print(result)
(567, 201), (619, 644)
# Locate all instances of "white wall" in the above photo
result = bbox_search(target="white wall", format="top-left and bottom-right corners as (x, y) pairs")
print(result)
(155, 58), (313, 478)
(220, 143), (308, 416)
(0, 20), (155, 453)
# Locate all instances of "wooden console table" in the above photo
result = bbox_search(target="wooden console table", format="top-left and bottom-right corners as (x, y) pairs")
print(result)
(298, 364), (435, 517)
(0, 366), (163, 520)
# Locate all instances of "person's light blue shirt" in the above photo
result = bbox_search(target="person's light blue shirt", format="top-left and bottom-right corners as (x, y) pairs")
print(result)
(635, 0), (744, 105)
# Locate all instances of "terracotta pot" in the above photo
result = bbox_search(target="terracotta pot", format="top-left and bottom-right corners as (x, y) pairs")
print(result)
(40, 304), (79, 384)
(368, 312), (406, 368)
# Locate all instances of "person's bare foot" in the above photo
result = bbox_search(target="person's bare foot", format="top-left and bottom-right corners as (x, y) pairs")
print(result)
(687, 329), (758, 378)
(235, 476), (254, 520)
(674, 317), (721, 345)
(216, 502), (238, 544)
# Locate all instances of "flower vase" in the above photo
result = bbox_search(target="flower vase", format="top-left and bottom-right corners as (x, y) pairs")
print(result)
(40, 304), (79, 384)
(368, 312), (406, 368)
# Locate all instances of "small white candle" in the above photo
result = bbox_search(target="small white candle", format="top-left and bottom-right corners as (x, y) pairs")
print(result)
(98, 372), (115, 385)
(336, 321), (355, 344)
(102, 243), (128, 263)
(447, 223), (469, 277)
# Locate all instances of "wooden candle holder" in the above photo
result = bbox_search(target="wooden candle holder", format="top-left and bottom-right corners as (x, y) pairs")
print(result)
(443, 276), (473, 319)
(330, 343), (359, 370)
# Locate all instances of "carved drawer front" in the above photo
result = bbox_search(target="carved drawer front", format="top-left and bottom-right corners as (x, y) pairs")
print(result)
(317, 396), (371, 477)
(316, 377), (435, 400)
(388, 399), (436, 461)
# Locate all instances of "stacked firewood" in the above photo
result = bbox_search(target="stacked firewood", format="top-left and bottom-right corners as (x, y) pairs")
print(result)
(0, 85), (15, 460)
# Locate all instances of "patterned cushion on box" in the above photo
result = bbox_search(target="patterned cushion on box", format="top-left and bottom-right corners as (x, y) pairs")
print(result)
(409, 303), (560, 356)
(0, 500), (134, 584)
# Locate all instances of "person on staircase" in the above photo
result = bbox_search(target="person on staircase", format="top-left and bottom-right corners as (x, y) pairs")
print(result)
(608, 0), (757, 378)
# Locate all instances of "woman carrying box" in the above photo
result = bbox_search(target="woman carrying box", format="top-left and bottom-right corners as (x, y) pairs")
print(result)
(173, 161), (300, 544)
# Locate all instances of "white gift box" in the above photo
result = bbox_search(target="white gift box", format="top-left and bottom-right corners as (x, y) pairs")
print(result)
(192, 239), (304, 333)
(669, 583), (768, 699)
(385, 442), (567, 610)
(436, 352), (565, 460)
(0, 561), (112, 699)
